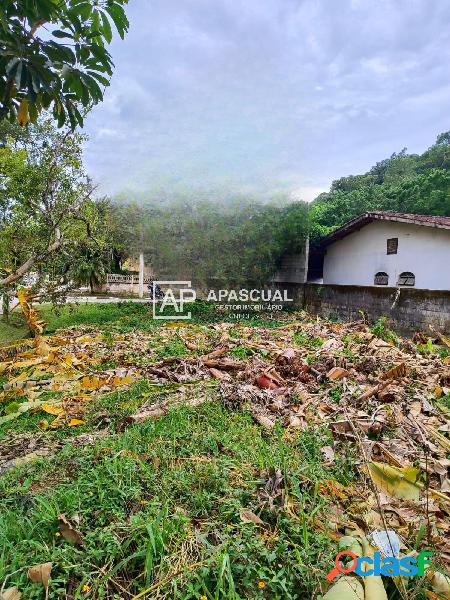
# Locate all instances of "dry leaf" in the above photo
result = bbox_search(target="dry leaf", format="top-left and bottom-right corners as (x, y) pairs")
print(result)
(327, 367), (349, 381)
(321, 445), (335, 465)
(58, 514), (83, 545)
(17, 98), (29, 126)
(239, 508), (264, 525)
(255, 375), (277, 390)
(28, 562), (52, 598)
(381, 363), (406, 380)
(1, 587), (21, 600)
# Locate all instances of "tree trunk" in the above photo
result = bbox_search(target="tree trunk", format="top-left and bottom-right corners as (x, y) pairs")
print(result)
(1, 290), (10, 322)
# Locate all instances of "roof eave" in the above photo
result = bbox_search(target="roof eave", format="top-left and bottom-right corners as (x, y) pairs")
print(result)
(320, 212), (450, 247)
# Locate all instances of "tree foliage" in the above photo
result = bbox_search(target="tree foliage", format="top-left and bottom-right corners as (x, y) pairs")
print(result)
(0, 120), (108, 293)
(108, 197), (309, 286)
(310, 131), (450, 241)
(0, 0), (129, 129)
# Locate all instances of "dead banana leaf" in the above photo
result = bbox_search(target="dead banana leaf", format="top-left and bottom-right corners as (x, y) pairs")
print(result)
(368, 462), (422, 501)
(369, 463), (450, 507)
(361, 538), (388, 600)
(430, 571), (450, 599)
(28, 562), (52, 599)
(323, 576), (364, 600)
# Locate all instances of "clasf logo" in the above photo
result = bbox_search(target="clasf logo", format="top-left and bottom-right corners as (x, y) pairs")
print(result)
(326, 551), (433, 581)
(152, 281), (196, 320)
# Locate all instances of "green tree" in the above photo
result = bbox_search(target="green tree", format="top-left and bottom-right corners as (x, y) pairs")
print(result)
(0, 0), (129, 128)
(110, 196), (309, 287)
(309, 130), (450, 242)
(70, 242), (108, 292)
(0, 120), (107, 293)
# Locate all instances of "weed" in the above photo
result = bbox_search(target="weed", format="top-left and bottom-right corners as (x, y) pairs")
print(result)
(293, 333), (324, 348)
(417, 339), (435, 355)
(154, 339), (189, 361)
(371, 316), (398, 346)
(230, 345), (253, 359)
(439, 347), (450, 359)
(328, 384), (344, 403)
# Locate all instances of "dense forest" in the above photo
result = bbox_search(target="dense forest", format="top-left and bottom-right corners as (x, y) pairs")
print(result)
(108, 198), (309, 285)
(309, 130), (450, 241)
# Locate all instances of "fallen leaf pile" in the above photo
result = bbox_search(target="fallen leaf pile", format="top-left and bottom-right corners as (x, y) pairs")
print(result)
(1, 305), (450, 598)
(116, 313), (450, 597)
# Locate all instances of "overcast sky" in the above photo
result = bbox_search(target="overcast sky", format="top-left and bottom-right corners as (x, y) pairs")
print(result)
(84, 0), (450, 202)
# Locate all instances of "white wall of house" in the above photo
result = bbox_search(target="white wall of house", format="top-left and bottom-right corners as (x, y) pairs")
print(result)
(323, 220), (450, 290)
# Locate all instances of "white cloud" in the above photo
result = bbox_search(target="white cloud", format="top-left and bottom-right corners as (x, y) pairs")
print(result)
(84, 0), (450, 201)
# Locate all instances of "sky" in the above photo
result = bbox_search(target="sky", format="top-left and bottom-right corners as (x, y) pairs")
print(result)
(84, 0), (450, 203)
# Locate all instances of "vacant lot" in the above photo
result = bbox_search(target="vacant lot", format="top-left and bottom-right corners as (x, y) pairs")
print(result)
(0, 302), (449, 599)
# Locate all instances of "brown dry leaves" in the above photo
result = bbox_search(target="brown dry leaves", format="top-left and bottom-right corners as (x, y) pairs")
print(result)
(28, 562), (52, 599)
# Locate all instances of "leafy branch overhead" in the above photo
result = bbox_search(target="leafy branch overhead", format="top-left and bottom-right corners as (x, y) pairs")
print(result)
(0, 0), (129, 129)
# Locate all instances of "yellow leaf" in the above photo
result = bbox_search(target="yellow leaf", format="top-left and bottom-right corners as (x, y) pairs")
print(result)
(81, 376), (104, 390)
(68, 418), (85, 427)
(17, 98), (29, 126)
(49, 413), (66, 429)
(41, 402), (64, 416)
(75, 335), (96, 343)
(0, 362), (9, 375)
(434, 386), (444, 399)
(111, 376), (134, 387)
(368, 462), (421, 501)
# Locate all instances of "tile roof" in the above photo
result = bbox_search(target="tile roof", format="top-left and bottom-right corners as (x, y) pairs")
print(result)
(321, 211), (450, 245)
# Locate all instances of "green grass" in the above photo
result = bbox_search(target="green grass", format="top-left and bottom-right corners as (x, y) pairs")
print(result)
(0, 301), (235, 347)
(0, 312), (29, 345)
(0, 398), (353, 599)
(293, 333), (324, 348)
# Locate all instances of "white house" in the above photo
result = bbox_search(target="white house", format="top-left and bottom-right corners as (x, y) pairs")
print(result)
(320, 211), (450, 290)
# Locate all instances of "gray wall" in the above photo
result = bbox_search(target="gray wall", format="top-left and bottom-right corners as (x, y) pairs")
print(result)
(286, 283), (450, 334)
(273, 238), (309, 284)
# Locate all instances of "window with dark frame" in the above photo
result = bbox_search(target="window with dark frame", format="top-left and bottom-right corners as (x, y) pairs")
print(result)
(374, 272), (389, 285)
(387, 238), (398, 254)
(398, 272), (415, 286)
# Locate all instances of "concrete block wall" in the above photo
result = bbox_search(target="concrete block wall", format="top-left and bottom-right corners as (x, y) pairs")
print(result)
(300, 284), (450, 334)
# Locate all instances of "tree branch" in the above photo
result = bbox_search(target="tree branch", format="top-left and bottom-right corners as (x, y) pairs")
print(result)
(27, 19), (47, 41)
(0, 238), (63, 287)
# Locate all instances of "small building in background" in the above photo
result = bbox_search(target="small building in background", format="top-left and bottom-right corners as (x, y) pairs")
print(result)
(318, 211), (450, 290)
